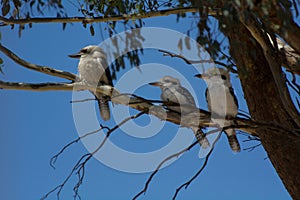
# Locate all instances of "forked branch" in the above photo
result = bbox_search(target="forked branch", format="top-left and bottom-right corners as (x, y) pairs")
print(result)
(42, 111), (145, 200)
(133, 129), (222, 200)
(172, 132), (222, 200)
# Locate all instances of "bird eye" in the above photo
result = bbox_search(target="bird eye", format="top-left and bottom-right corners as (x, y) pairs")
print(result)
(81, 49), (88, 54)
(165, 79), (170, 83)
(221, 75), (227, 80)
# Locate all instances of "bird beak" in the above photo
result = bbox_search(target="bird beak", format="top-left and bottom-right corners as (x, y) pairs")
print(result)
(68, 52), (82, 58)
(194, 74), (202, 79)
(149, 82), (162, 87)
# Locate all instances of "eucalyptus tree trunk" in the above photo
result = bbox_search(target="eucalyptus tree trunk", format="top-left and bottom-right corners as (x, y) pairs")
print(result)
(220, 17), (300, 199)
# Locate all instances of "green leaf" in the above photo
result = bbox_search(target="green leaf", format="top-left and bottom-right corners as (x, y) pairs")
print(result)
(62, 23), (67, 30)
(89, 25), (95, 36)
(13, 0), (21, 8)
(89, 4), (94, 11)
(185, 36), (191, 50)
(178, 38), (183, 51)
(0, 58), (4, 74)
(2, 3), (10, 16)
(30, 0), (35, 8)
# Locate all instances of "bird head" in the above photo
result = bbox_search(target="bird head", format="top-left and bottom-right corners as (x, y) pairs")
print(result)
(68, 45), (106, 59)
(195, 67), (231, 84)
(149, 76), (181, 88)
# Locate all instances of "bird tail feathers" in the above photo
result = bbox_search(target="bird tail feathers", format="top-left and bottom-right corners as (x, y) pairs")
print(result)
(225, 129), (241, 152)
(195, 129), (210, 149)
(95, 92), (111, 121)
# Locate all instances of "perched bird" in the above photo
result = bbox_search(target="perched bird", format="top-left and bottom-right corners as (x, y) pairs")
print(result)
(69, 45), (113, 121)
(195, 68), (241, 152)
(149, 76), (210, 148)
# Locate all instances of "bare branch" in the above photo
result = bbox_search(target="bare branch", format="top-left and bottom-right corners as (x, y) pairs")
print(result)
(158, 49), (234, 70)
(70, 98), (96, 103)
(0, 7), (218, 26)
(133, 138), (200, 200)
(1, 80), (298, 137)
(243, 143), (262, 152)
(42, 111), (145, 200)
(172, 132), (221, 200)
(0, 43), (77, 81)
(0, 80), (76, 91)
(49, 125), (109, 169)
(241, 134), (262, 152)
(133, 128), (226, 200)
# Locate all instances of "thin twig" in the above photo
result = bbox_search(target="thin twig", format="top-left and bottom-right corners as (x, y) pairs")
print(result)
(172, 132), (222, 200)
(42, 111), (145, 200)
(158, 49), (230, 68)
(243, 143), (262, 152)
(241, 135), (261, 152)
(242, 135), (260, 142)
(49, 125), (109, 169)
(70, 98), (96, 103)
(132, 141), (199, 200)
(132, 128), (222, 200)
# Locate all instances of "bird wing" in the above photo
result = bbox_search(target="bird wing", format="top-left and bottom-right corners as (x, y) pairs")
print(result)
(94, 57), (113, 87)
(176, 86), (196, 106)
(229, 86), (239, 108)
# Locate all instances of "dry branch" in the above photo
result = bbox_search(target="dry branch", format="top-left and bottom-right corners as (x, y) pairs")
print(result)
(0, 43), (77, 81)
(158, 49), (234, 70)
(0, 79), (298, 137)
(0, 7), (218, 26)
(133, 129), (222, 200)
(172, 132), (222, 200)
(42, 111), (145, 200)
(50, 125), (109, 169)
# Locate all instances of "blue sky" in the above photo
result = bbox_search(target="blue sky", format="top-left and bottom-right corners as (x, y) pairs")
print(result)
(0, 3), (293, 200)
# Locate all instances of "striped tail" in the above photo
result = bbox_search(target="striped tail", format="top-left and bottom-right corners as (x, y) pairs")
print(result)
(225, 129), (241, 152)
(95, 92), (110, 121)
(195, 129), (210, 149)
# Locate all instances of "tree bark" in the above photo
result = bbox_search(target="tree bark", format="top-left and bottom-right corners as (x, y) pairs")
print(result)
(221, 18), (300, 199)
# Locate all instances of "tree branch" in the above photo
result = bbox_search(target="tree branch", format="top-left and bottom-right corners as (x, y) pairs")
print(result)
(133, 129), (222, 200)
(132, 133), (205, 200)
(0, 7), (218, 26)
(42, 111), (145, 200)
(0, 43), (77, 81)
(49, 125), (109, 169)
(158, 49), (236, 71)
(0, 80), (77, 91)
(1, 80), (298, 138)
(172, 132), (222, 200)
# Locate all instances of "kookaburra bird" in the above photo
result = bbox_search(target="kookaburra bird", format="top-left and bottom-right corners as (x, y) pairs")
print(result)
(195, 68), (241, 152)
(69, 45), (113, 121)
(149, 76), (210, 149)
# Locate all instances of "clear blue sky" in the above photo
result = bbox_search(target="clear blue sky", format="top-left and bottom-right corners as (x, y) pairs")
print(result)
(0, 3), (293, 200)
